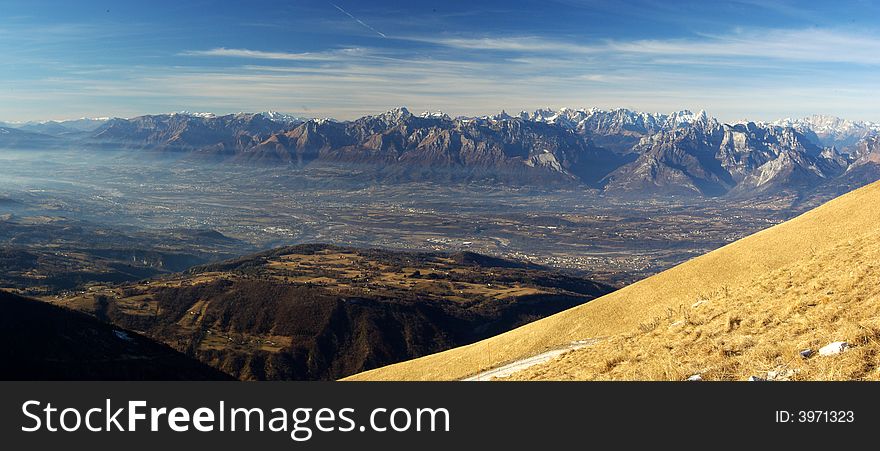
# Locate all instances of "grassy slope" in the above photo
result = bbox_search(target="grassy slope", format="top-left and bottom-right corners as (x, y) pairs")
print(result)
(347, 181), (880, 381)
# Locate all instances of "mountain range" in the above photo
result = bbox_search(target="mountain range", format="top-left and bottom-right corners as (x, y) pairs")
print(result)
(4, 108), (880, 198)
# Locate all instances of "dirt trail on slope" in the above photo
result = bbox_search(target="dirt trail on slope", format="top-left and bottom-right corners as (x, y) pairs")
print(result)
(461, 339), (601, 381)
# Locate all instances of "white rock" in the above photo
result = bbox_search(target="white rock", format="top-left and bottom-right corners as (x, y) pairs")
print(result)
(818, 341), (849, 356)
(748, 376), (765, 381)
(767, 368), (796, 381)
(686, 374), (702, 381)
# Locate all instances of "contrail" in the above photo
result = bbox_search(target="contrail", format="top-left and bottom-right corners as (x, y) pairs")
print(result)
(330, 3), (387, 38)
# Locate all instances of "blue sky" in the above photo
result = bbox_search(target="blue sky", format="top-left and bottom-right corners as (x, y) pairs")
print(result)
(1, 0), (879, 122)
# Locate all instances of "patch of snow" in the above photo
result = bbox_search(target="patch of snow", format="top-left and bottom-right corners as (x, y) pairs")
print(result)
(420, 110), (450, 120)
(177, 111), (216, 118)
(374, 107), (412, 124)
(818, 341), (849, 356)
(259, 111), (306, 123)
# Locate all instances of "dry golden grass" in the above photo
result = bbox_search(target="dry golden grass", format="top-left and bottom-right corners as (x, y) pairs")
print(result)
(346, 181), (880, 381)
(265, 252), (549, 300)
(510, 230), (880, 381)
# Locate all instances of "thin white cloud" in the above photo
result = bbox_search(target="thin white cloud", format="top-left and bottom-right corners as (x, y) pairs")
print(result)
(4, 27), (880, 122)
(179, 47), (367, 61)
(422, 28), (880, 65)
(609, 29), (880, 65)
(424, 36), (598, 54)
(6, 51), (877, 123)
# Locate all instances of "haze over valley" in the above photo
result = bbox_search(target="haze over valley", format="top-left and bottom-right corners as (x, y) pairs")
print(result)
(5, 106), (870, 296)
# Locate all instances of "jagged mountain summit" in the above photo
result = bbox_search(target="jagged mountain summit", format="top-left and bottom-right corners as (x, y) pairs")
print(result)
(602, 120), (846, 197)
(5, 106), (879, 198)
(230, 106), (873, 196)
(769, 115), (880, 151)
(239, 106), (626, 184)
(524, 106), (708, 136)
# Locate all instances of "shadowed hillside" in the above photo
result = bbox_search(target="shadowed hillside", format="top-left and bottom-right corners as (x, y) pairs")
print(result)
(0, 291), (232, 380)
(348, 180), (880, 381)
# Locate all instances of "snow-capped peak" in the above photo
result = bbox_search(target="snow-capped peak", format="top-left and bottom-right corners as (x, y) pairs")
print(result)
(513, 106), (717, 135)
(419, 110), (450, 120)
(768, 115), (880, 149)
(771, 115), (880, 134)
(487, 110), (515, 121)
(374, 107), (412, 123)
(667, 109), (709, 126)
(176, 111), (216, 118)
(258, 111), (306, 123)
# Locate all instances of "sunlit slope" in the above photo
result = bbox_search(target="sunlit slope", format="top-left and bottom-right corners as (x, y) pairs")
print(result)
(347, 181), (880, 381)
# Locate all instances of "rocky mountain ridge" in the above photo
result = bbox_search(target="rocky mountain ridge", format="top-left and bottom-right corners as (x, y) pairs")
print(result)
(5, 107), (879, 197)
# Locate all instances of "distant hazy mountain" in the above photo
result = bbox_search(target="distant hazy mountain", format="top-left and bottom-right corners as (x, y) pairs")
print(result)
(0, 117), (110, 136)
(769, 115), (880, 152)
(58, 117), (112, 132)
(16, 121), (76, 136)
(9, 107), (880, 198)
(0, 126), (62, 149)
(90, 112), (302, 154)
